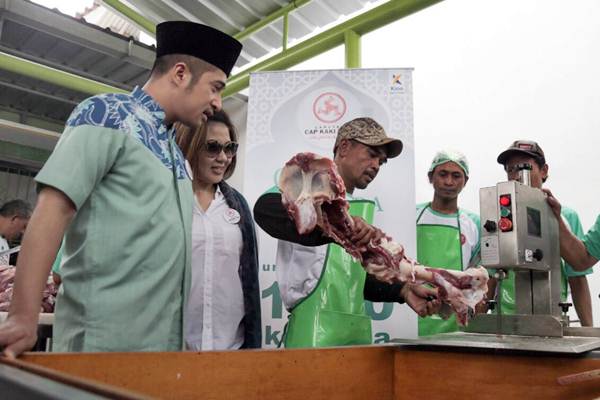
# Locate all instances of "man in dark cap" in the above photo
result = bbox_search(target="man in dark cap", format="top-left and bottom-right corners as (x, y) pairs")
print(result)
(0, 22), (242, 356)
(495, 140), (593, 326)
(254, 117), (440, 348)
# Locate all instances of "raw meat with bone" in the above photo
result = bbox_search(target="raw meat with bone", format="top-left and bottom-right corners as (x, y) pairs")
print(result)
(279, 152), (488, 326)
(0, 265), (57, 313)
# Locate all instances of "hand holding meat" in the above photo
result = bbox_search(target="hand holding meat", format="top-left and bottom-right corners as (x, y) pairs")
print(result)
(401, 283), (441, 317)
(350, 216), (388, 248)
(279, 152), (488, 325)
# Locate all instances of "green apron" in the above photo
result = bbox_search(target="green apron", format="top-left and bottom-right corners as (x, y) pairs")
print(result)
(416, 204), (463, 336)
(284, 200), (375, 348)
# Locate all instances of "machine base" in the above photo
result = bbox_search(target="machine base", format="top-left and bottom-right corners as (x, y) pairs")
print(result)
(393, 332), (600, 354)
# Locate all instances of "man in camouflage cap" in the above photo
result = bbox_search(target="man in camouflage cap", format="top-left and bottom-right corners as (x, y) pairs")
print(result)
(334, 117), (403, 156)
(254, 117), (440, 348)
(332, 117), (403, 192)
(416, 149), (481, 336)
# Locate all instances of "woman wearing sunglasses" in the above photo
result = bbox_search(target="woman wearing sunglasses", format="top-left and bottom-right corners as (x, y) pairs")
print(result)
(176, 110), (261, 350)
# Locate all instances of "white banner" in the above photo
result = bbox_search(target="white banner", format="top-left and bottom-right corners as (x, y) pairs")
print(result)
(244, 68), (416, 348)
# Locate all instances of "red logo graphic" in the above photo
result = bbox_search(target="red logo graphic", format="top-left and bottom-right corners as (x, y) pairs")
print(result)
(460, 233), (466, 245)
(312, 92), (347, 123)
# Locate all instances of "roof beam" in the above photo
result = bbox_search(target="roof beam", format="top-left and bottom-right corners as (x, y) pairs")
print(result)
(344, 30), (361, 68)
(0, 44), (130, 90)
(99, 0), (291, 65)
(0, 0), (442, 102)
(0, 105), (65, 131)
(100, 0), (156, 35)
(191, 0), (244, 31)
(100, 0), (313, 45)
(0, 118), (60, 151)
(0, 140), (52, 167)
(0, 52), (125, 96)
(233, 0), (312, 42)
(230, 0), (284, 42)
(0, 80), (79, 106)
(223, 0), (444, 97)
(161, 0), (207, 25)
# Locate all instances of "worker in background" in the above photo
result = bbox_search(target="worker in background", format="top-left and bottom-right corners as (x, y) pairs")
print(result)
(497, 140), (593, 326)
(416, 150), (481, 336)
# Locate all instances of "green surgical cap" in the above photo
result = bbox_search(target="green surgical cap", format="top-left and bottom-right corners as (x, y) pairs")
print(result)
(428, 150), (469, 177)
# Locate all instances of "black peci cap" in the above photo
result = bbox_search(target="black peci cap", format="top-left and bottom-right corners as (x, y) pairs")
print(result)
(156, 21), (242, 77)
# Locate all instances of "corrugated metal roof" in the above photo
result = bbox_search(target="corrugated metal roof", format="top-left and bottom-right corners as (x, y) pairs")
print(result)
(79, 2), (142, 39)
(0, 0), (156, 131)
(123, 0), (376, 69)
(0, 0), (378, 135)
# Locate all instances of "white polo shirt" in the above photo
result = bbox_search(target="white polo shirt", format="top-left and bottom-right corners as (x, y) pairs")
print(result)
(0, 236), (9, 265)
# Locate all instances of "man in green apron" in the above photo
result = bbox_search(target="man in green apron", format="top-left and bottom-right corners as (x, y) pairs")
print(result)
(494, 140), (593, 326)
(255, 118), (440, 348)
(0, 22), (243, 357)
(416, 150), (481, 336)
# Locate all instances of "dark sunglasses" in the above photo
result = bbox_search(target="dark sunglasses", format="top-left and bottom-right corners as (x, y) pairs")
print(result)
(204, 140), (238, 158)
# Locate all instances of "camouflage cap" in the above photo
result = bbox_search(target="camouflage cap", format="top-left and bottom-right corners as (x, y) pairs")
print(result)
(497, 140), (546, 166)
(428, 149), (470, 177)
(333, 117), (403, 159)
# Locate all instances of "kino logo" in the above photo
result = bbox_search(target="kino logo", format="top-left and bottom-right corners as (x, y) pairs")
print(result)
(312, 92), (346, 123)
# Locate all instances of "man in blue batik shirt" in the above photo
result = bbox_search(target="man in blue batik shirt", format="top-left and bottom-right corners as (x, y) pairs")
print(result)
(0, 22), (242, 356)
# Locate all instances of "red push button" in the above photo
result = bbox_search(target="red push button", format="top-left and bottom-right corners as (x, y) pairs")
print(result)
(499, 217), (513, 232)
(499, 195), (511, 207)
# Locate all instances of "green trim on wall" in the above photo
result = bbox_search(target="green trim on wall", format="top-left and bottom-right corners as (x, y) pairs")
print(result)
(0, 141), (51, 165)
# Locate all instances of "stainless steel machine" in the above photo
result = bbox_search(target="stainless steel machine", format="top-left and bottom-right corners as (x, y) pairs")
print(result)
(468, 162), (564, 337)
(396, 164), (600, 353)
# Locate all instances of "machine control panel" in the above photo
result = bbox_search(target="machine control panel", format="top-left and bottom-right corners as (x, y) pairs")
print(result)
(479, 180), (557, 271)
(483, 220), (497, 232)
(498, 194), (513, 232)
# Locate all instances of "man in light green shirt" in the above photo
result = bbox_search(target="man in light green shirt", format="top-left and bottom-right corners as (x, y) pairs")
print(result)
(546, 201), (600, 284)
(496, 140), (593, 326)
(0, 22), (242, 356)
